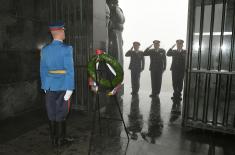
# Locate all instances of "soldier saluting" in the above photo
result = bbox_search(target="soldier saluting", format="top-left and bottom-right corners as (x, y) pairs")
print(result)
(167, 39), (186, 102)
(40, 22), (74, 146)
(125, 41), (145, 95)
(144, 40), (166, 97)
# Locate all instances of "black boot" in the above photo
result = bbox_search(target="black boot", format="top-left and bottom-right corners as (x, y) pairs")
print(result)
(175, 102), (181, 114)
(49, 121), (56, 146)
(171, 99), (181, 115)
(57, 121), (74, 146)
(171, 103), (177, 113)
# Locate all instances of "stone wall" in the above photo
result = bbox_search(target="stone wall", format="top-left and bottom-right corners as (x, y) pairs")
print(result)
(0, 0), (50, 120)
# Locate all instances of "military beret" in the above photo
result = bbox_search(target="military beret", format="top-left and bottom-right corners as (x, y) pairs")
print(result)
(49, 21), (65, 31)
(153, 40), (160, 44)
(176, 39), (184, 44)
(133, 41), (140, 46)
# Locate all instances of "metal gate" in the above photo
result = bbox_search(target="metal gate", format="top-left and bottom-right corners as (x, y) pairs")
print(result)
(183, 0), (235, 134)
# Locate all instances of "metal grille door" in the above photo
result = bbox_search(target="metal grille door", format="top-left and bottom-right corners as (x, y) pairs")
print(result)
(183, 0), (235, 134)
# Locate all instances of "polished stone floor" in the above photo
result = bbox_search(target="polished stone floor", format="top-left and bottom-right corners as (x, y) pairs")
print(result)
(1, 68), (235, 155)
(89, 90), (235, 155)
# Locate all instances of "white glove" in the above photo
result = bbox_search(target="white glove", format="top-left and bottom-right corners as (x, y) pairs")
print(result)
(64, 90), (73, 101)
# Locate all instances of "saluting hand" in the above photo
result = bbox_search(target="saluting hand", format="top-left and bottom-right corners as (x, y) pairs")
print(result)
(148, 44), (153, 49)
(171, 44), (176, 49)
(130, 46), (134, 51)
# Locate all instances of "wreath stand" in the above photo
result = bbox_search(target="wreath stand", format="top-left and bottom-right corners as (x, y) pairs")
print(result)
(88, 55), (129, 155)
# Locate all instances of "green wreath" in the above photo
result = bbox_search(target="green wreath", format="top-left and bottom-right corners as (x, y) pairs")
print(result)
(87, 53), (124, 88)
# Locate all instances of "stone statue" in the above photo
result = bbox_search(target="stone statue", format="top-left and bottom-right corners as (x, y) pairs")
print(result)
(107, 0), (125, 66)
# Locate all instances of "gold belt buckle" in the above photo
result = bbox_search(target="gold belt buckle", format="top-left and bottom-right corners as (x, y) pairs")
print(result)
(48, 70), (66, 74)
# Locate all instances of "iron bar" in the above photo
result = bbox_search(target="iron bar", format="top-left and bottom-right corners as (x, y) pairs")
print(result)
(100, 117), (123, 121)
(229, 0), (235, 71)
(225, 0), (235, 126)
(74, 1), (79, 110)
(207, 0), (215, 70)
(55, 0), (58, 20)
(213, 0), (227, 126)
(218, 0), (227, 71)
(213, 74), (220, 125)
(192, 0), (205, 121)
(223, 75), (230, 126)
(203, 0), (215, 123)
(198, 0), (205, 70)
(183, 0), (196, 123)
(193, 73), (199, 120)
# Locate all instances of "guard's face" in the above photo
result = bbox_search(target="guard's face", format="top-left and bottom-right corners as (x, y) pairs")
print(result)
(177, 43), (183, 50)
(133, 44), (140, 51)
(60, 30), (65, 40)
(51, 29), (65, 40)
(110, 0), (118, 6)
(154, 43), (160, 49)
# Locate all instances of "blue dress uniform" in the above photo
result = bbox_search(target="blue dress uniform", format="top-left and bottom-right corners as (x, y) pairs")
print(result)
(40, 40), (74, 121)
(40, 22), (74, 146)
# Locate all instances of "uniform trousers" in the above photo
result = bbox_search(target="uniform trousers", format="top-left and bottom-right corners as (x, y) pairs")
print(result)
(150, 69), (163, 95)
(131, 70), (141, 93)
(171, 70), (184, 99)
(45, 91), (70, 121)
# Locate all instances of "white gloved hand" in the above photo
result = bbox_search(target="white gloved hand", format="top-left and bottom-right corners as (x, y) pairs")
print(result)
(64, 90), (73, 101)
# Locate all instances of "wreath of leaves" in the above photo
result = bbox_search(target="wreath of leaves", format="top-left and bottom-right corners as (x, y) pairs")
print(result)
(87, 53), (124, 88)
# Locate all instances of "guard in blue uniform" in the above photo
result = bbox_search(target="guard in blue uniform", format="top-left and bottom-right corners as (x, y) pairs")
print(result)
(40, 22), (75, 146)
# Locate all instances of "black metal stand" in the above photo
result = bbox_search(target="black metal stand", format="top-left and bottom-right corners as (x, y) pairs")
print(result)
(88, 61), (129, 155)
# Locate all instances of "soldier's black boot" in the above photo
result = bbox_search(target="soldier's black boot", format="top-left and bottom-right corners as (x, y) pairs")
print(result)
(171, 97), (181, 114)
(62, 121), (74, 144)
(57, 121), (74, 146)
(176, 102), (181, 114)
(49, 121), (57, 146)
(57, 121), (64, 147)
(171, 102), (177, 113)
